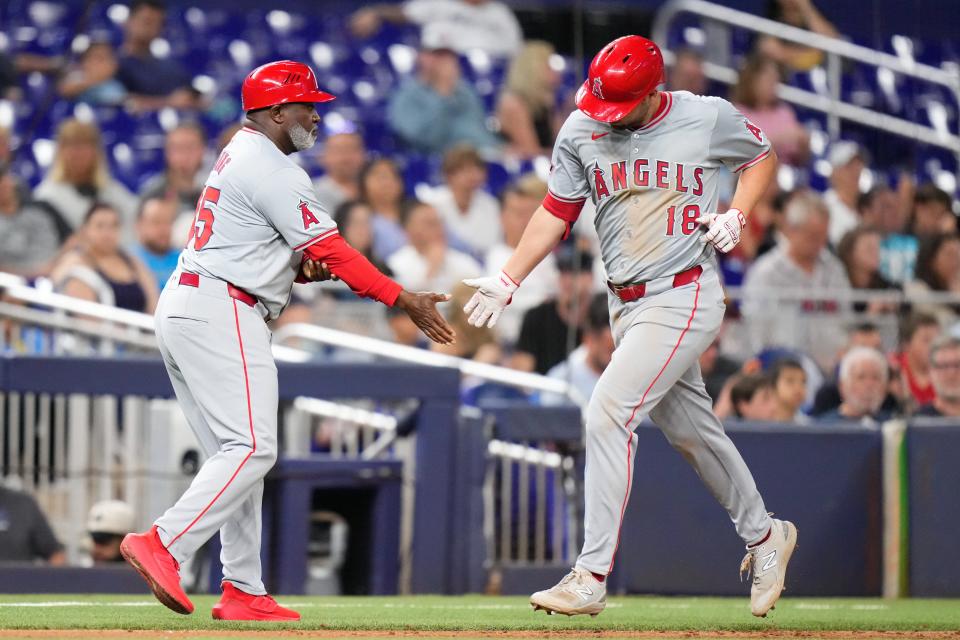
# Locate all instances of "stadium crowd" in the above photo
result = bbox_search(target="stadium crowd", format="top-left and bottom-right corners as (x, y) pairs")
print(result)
(0, 0), (958, 427)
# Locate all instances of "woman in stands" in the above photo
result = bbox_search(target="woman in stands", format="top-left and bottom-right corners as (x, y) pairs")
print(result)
(359, 157), (409, 262)
(733, 55), (809, 167)
(50, 202), (157, 314)
(496, 41), (563, 159)
(34, 119), (137, 234)
(836, 226), (901, 315)
(905, 234), (960, 327)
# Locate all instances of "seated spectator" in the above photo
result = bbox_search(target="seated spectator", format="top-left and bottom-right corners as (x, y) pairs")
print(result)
(770, 358), (809, 423)
(915, 336), (960, 418)
(387, 25), (501, 155)
(756, 0), (840, 71)
(911, 183), (956, 236)
(729, 374), (778, 421)
(514, 248), (594, 374)
(0, 485), (66, 564)
(86, 500), (134, 564)
(130, 197), (179, 291)
(542, 294), (613, 407)
(360, 158), (408, 261)
(350, 0), (522, 59)
(667, 48), (708, 95)
(313, 132), (366, 212)
(700, 335), (742, 404)
(0, 162), (70, 277)
(742, 190), (851, 372)
(497, 41), (562, 159)
(429, 145), (501, 255)
(485, 175), (558, 343)
(890, 312), (941, 412)
(57, 40), (126, 106)
(819, 347), (891, 424)
(904, 234), (960, 327)
(824, 142), (866, 246)
(811, 321), (899, 416)
(732, 55), (808, 167)
(34, 119), (138, 234)
(140, 123), (207, 222)
(836, 226), (899, 314)
(50, 203), (158, 313)
(865, 185), (918, 285)
(116, 0), (198, 111)
(387, 200), (481, 293)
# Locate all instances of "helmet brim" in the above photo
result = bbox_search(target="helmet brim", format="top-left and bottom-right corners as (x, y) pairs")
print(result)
(242, 90), (337, 112)
(575, 80), (644, 123)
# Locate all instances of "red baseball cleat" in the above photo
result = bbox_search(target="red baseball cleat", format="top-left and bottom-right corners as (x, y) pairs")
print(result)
(120, 526), (194, 615)
(212, 582), (301, 621)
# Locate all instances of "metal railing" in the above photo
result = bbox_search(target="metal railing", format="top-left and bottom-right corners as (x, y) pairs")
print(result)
(652, 0), (960, 166)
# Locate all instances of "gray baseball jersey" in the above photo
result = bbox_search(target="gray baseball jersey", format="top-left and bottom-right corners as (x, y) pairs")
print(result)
(179, 126), (338, 320)
(545, 91), (771, 284)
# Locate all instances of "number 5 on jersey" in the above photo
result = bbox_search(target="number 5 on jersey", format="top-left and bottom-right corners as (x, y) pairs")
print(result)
(188, 186), (221, 250)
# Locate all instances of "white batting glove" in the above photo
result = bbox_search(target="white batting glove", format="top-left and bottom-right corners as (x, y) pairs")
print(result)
(462, 271), (519, 328)
(696, 208), (746, 254)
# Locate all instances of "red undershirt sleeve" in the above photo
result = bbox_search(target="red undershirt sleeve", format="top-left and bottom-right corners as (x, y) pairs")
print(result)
(542, 191), (587, 240)
(303, 234), (403, 306)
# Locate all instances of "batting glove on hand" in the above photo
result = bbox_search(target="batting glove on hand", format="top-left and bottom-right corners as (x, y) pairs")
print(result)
(696, 208), (746, 254)
(462, 271), (519, 328)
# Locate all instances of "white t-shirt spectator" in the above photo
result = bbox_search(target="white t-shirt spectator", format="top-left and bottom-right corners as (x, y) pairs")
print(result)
(403, 0), (522, 58)
(428, 186), (502, 255)
(387, 245), (482, 293)
(485, 243), (558, 343)
(541, 345), (601, 407)
(824, 188), (859, 246)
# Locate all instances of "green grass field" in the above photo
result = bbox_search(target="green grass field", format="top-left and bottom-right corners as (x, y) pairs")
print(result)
(0, 595), (958, 636)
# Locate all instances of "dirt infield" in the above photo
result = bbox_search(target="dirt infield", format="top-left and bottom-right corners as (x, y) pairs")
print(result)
(2, 631), (959, 639)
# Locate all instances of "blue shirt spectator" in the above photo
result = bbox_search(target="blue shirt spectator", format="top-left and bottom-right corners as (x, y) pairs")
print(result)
(131, 197), (180, 290)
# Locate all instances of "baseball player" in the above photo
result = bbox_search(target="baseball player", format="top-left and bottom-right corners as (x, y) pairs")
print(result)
(120, 60), (454, 621)
(464, 36), (796, 618)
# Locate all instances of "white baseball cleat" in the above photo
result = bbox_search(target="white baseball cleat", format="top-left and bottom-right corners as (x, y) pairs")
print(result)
(740, 518), (798, 617)
(530, 567), (606, 617)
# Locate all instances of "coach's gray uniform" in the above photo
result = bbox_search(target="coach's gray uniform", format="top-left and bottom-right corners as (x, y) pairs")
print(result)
(545, 91), (774, 575)
(153, 126), (337, 595)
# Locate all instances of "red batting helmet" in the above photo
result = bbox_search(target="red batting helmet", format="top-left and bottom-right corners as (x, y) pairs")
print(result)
(241, 60), (335, 112)
(575, 35), (665, 123)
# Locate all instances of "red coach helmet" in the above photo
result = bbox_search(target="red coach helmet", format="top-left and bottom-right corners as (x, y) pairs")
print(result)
(241, 60), (335, 111)
(575, 35), (665, 123)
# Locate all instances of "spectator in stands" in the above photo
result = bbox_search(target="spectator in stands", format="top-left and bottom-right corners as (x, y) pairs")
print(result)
(867, 185), (918, 286)
(0, 484), (66, 565)
(891, 312), (941, 412)
(742, 190), (851, 372)
(360, 157), (408, 261)
(116, 0), (198, 111)
(429, 144), (501, 255)
(387, 24), (501, 155)
(497, 41), (562, 159)
(542, 294), (613, 407)
(729, 374), (778, 421)
(756, 0), (840, 71)
(667, 48), (709, 95)
(57, 40), (126, 106)
(514, 248), (594, 374)
(823, 142), (865, 246)
(911, 183), (957, 237)
(332, 200), (391, 287)
(836, 226), (899, 314)
(818, 347), (890, 424)
(732, 55), (808, 167)
(34, 119), (137, 234)
(915, 336), (960, 418)
(770, 357), (809, 423)
(313, 132), (366, 212)
(387, 200), (481, 293)
(485, 175), (558, 343)
(350, 0), (523, 58)
(130, 197), (179, 291)
(0, 162), (70, 277)
(905, 234), (960, 327)
(51, 202), (158, 313)
(86, 500), (134, 564)
(140, 123), (207, 221)
(700, 335), (742, 404)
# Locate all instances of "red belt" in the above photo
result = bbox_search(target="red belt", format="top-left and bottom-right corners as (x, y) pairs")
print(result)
(608, 265), (703, 303)
(179, 272), (257, 307)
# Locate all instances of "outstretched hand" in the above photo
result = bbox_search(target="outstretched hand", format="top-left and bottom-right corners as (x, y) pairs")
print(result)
(396, 290), (456, 345)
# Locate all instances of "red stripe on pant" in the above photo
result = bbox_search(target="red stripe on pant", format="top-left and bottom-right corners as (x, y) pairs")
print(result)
(606, 277), (702, 575)
(165, 299), (258, 550)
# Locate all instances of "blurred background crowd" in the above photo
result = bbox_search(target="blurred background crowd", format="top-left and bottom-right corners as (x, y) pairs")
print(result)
(0, 0), (958, 444)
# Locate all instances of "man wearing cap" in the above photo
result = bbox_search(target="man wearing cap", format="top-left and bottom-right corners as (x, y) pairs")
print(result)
(87, 500), (135, 564)
(120, 60), (454, 621)
(463, 35), (795, 618)
(824, 141), (866, 246)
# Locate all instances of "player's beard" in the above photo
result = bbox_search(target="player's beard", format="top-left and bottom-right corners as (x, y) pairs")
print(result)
(287, 123), (317, 151)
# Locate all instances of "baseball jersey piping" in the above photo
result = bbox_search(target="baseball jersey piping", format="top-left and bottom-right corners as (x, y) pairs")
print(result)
(606, 276), (702, 574)
(734, 149), (771, 173)
(293, 227), (339, 252)
(635, 91), (673, 131)
(164, 299), (258, 550)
